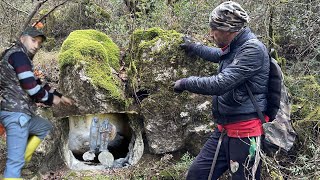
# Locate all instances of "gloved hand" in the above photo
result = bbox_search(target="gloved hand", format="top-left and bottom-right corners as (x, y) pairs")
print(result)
(172, 78), (187, 93)
(180, 36), (196, 57)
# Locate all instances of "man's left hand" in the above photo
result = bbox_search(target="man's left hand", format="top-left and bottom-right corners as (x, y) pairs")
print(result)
(60, 96), (74, 105)
(36, 103), (49, 107)
(180, 36), (197, 57)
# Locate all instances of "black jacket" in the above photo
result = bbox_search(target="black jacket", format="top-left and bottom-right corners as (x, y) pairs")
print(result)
(184, 27), (270, 125)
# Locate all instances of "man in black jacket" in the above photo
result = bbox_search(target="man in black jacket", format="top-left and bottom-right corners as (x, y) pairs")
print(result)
(174, 1), (270, 179)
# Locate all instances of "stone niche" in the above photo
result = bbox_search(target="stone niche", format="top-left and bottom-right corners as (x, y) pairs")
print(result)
(56, 29), (145, 170)
(63, 113), (144, 170)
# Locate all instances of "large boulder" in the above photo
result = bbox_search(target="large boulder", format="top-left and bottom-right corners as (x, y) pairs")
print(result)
(126, 27), (216, 154)
(55, 29), (128, 117)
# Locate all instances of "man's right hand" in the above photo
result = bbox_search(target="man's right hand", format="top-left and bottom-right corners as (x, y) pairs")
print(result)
(53, 95), (74, 106)
(172, 78), (187, 93)
(60, 96), (74, 106)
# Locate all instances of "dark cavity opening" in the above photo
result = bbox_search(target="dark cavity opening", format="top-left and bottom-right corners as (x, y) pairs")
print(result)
(69, 113), (132, 165)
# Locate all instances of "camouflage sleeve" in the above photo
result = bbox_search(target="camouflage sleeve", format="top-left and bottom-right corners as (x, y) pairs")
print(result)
(8, 52), (54, 105)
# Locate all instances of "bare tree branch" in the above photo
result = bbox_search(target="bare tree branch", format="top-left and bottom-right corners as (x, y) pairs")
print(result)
(18, 0), (49, 38)
(34, 0), (71, 26)
(0, 0), (28, 15)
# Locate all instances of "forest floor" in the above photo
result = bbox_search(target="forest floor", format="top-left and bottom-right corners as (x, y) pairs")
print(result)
(0, 140), (193, 180)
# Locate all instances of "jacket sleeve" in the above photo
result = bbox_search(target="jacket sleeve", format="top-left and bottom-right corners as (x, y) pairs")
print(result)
(8, 52), (54, 105)
(35, 75), (63, 98)
(191, 44), (222, 63)
(184, 41), (265, 95)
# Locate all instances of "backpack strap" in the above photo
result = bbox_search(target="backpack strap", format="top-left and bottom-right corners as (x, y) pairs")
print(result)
(245, 83), (266, 124)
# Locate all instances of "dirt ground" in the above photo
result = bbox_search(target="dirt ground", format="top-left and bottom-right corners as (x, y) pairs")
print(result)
(0, 143), (186, 179)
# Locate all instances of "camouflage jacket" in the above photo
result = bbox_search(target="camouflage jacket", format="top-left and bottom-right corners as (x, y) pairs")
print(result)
(0, 46), (37, 115)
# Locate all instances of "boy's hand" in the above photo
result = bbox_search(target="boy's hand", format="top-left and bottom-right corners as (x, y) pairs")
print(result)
(60, 96), (74, 105)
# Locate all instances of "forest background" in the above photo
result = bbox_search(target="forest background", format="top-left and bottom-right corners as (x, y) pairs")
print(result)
(0, 0), (319, 179)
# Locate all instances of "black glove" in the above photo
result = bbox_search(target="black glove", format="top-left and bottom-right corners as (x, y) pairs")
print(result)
(172, 78), (187, 93)
(180, 36), (196, 57)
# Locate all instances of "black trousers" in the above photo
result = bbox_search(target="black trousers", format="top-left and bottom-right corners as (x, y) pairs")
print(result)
(186, 129), (261, 180)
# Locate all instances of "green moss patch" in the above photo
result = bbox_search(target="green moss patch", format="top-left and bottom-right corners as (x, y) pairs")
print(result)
(59, 29), (125, 105)
(59, 29), (120, 70)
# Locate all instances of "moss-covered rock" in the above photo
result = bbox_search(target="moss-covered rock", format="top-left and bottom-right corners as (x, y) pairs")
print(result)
(127, 27), (218, 93)
(56, 29), (127, 117)
(59, 29), (119, 69)
(126, 27), (217, 154)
